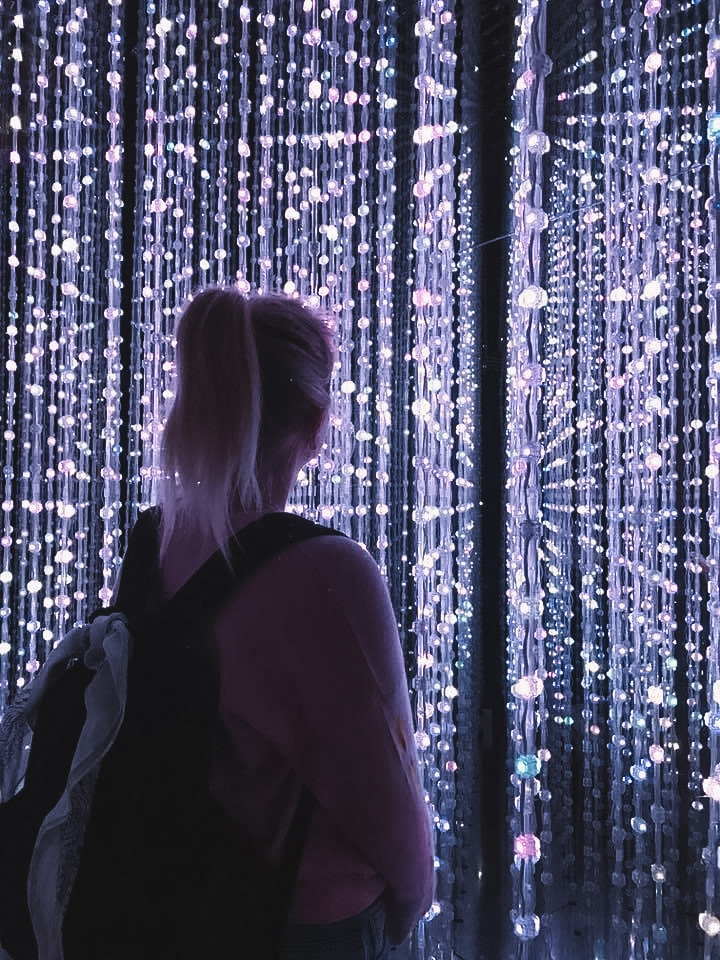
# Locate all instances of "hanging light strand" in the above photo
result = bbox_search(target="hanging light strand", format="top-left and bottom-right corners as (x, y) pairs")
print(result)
(334, 0), (362, 537)
(453, 119), (476, 913)
(410, 0), (460, 949)
(73, 4), (98, 630)
(214, 0), (230, 284)
(545, 141), (576, 893)
(701, 0), (720, 940)
(99, 0), (125, 605)
(680, 0), (709, 905)
(0, 3), (25, 708)
(257, 1), (277, 295)
(350, 0), (372, 548)
(19, 2), (52, 681)
(372, 0), (397, 577)
(50, 6), (83, 638)
(235, 2), (251, 292)
(506, 0), (551, 942)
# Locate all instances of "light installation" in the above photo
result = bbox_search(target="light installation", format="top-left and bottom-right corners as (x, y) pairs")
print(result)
(506, 0), (720, 955)
(0, 2), (475, 958)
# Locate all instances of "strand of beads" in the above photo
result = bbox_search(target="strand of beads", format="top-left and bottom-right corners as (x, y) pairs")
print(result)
(1, 3), (26, 708)
(701, 0), (720, 942)
(542, 105), (574, 897)
(453, 118), (477, 936)
(20, 3), (53, 675)
(602, 0), (632, 939)
(99, 1), (125, 605)
(410, 0), (461, 949)
(506, 0), (551, 943)
(235, 3), (251, 291)
(53, 5), (86, 636)
(678, 0), (710, 918)
(372, 0), (397, 578)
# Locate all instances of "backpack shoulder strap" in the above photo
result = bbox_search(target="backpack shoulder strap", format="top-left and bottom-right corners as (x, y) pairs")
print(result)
(106, 507), (162, 624)
(149, 513), (338, 905)
(160, 512), (344, 631)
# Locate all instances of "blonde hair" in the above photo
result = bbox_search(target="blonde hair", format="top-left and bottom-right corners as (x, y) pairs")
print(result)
(159, 287), (335, 558)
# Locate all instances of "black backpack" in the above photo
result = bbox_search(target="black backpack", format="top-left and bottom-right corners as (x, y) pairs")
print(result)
(0, 510), (342, 960)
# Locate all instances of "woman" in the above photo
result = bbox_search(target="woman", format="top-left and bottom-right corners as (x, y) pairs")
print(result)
(156, 287), (434, 957)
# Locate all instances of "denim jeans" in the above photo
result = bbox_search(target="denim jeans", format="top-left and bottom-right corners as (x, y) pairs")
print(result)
(280, 895), (391, 960)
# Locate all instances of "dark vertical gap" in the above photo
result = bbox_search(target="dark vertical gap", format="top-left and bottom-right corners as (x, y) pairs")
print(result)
(452, 0), (484, 955)
(473, 2), (514, 956)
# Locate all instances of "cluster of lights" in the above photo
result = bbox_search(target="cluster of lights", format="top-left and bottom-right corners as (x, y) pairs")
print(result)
(506, 0), (720, 950)
(0, 2), (118, 712)
(408, 0), (462, 948)
(452, 122), (477, 940)
(128, 0), (405, 542)
(0, 3), (474, 958)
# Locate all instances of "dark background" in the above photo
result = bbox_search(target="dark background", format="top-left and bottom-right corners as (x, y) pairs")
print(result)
(457, 1), (515, 956)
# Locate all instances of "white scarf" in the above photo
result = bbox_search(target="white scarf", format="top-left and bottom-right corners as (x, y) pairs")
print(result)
(0, 613), (132, 960)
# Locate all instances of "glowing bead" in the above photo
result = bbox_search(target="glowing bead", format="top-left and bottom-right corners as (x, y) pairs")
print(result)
(526, 131), (550, 154)
(641, 279), (661, 300)
(515, 754), (542, 778)
(517, 285), (548, 309)
(703, 777), (720, 801)
(511, 675), (544, 700)
(514, 834), (541, 860)
(512, 912), (540, 941)
(649, 745), (665, 763)
(700, 913), (720, 937)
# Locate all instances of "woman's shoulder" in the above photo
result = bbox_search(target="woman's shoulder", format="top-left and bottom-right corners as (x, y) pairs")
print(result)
(267, 530), (402, 695)
(295, 527), (373, 560)
(287, 529), (386, 590)
(262, 529), (395, 641)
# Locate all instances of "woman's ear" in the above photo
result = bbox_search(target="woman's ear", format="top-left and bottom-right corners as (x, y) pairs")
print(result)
(309, 406), (328, 448)
(296, 408), (327, 466)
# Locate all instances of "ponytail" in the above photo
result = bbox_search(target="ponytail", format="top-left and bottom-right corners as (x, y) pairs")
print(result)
(159, 288), (264, 560)
(158, 287), (334, 560)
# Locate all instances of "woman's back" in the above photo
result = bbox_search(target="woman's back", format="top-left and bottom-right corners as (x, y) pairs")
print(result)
(159, 510), (434, 944)
(154, 287), (434, 950)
